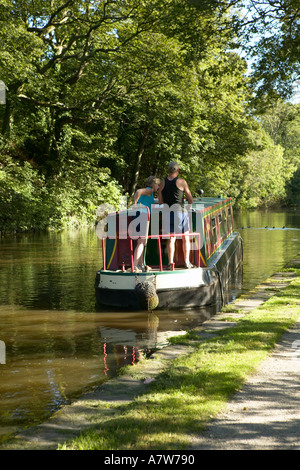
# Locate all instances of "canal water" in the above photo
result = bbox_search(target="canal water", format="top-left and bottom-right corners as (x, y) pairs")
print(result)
(0, 209), (300, 442)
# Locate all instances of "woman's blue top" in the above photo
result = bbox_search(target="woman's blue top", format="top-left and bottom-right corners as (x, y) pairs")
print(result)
(137, 188), (154, 212)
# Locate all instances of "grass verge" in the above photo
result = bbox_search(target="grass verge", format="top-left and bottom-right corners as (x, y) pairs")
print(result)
(59, 271), (300, 451)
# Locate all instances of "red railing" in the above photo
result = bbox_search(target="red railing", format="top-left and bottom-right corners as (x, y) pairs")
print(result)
(102, 232), (201, 272)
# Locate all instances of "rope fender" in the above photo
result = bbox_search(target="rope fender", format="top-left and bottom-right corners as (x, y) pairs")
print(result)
(135, 281), (159, 311)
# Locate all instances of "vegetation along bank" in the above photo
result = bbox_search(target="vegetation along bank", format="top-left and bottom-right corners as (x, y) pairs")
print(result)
(1, 1), (300, 233)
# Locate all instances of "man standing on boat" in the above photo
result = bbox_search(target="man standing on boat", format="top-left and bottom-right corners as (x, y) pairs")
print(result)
(158, 161), (194, 269)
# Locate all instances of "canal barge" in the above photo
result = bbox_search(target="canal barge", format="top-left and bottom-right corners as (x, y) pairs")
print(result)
(95, 197), (242, 311)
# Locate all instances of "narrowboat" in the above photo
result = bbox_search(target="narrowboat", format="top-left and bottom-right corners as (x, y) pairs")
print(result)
(95, 197), (243, 311)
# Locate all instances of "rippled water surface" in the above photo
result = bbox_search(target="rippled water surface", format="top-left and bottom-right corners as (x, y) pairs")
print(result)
(1, 210), (300, 441)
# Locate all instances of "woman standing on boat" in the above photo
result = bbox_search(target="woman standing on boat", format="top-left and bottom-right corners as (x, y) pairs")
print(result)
(158, 161), (194, 269)
(132, 176), (160, 272)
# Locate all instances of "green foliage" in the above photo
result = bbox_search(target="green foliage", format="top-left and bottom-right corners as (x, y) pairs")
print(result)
(0, 152), (123, 232)
(46, 163), (123, 229)
(256, 100), (300, 206)
(0, 154), (46, 231)
(236, 127), (289, 208)
(240, 0), (300, 100)
(1, 0), (300, 232)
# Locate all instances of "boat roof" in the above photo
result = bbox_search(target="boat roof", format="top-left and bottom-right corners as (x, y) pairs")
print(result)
(189, 196), (232, 213)
(108, 196), (232, 218)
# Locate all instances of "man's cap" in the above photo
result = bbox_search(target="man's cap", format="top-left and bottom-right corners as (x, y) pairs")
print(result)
(168, 161), (179, 173)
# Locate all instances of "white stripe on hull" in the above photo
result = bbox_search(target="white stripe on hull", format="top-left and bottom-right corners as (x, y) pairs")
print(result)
(99, 268), (214, 291)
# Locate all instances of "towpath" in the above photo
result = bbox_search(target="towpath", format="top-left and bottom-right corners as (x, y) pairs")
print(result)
(190, 317), (300, 450)
(2, 259), (300, 450)
(191, 258), (300, 450)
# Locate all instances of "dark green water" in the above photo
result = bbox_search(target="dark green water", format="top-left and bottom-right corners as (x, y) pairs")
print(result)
(236, 209), (300, 292)
(0, 210), (300, 442)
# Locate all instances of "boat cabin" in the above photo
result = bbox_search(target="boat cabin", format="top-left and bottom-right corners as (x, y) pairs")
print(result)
(99, 197), (234, 272)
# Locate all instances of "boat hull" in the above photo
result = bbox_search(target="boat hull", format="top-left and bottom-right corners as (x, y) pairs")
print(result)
(95, 269), (218, 310)
(95, 232), (242, 311)
(208, 232), (243, 300)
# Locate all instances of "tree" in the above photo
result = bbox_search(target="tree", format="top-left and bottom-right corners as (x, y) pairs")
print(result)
(237, 0), (300, 100)
(238, 128), (288, 207)
(0, 0), (277, 230)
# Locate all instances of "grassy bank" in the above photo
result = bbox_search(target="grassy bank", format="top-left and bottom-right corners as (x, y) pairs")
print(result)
(60, 267), (300, 451)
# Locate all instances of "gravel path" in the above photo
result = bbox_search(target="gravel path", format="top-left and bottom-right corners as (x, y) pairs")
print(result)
(191, 318), (300, 450)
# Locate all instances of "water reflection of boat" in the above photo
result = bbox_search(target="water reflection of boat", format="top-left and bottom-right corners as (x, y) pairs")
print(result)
(99, 311), (192, 375)
(100, 326), (152, 374)
(95, 197), (243, 311)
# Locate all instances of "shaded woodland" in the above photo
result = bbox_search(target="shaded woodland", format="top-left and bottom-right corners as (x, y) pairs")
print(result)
(0, 0), (299, 231)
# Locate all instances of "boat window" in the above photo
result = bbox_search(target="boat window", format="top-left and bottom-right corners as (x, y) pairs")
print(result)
(227, 207), (232, 230)
(204, 218), (211, 252)
(222, 209), (227, 236)
(218, 212), (224, 238)
(211, 216), (217, 245)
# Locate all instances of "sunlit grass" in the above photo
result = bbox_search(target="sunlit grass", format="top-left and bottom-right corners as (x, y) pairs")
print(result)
(60, 275), (300, 451)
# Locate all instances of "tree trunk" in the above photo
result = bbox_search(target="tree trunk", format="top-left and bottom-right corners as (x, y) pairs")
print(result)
(1, 99), (12, 137)
(129, 123), (150, 199)
(152, 147), (161, 175)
